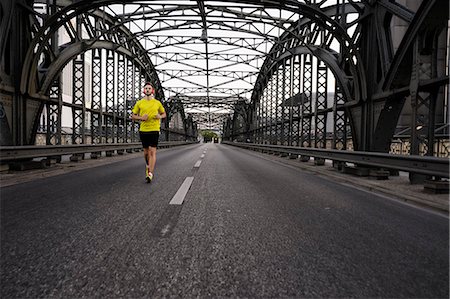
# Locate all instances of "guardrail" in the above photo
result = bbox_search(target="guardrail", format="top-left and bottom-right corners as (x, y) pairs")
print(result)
(222, 141), (449, 178)
(0, 141), (198, 162)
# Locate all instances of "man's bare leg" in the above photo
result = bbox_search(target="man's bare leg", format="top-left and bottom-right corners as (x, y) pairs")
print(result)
(149, 146), (157, 174)
(143, 148), (149, 165)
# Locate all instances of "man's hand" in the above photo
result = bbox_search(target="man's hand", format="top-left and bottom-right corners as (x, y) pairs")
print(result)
(141, 114), (149, 121)
(154, 114), (161, 119)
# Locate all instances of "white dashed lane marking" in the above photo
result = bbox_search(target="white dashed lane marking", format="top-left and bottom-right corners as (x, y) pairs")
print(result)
(169, 177), (194, 205)
(194, 160), (202, 168)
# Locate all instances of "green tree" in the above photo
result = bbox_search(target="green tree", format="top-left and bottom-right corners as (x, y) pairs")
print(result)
(201, 130), (218, 142)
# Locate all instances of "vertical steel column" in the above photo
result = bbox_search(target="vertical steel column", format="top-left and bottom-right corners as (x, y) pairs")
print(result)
(117, 54), (126, 143)
(256, 93), (259, 143)
(332, 85), (347, 149)
(276, 66), (282, 145)
(260, 84), (265, 143)
(72, 26), (85, 145)
(265, 78), (270, 144)
(261, 86), (267, 143)
(260, 85), (265, 143)
(314, 60), (328, 148)
(267, 74), (277, 144)
(126, 59), (134, 142)
(91, 48), (102, 144)
(105, 50), (115, 143)
(282, 59), (290, 146)
(10, 0), (32, 145)
(45, 3), (61, 146)
(263, 79), (268, 143)
(256, 90), (261, 143)
(46, 78), (62, 145)
(250, 101), (256, 142)
(267, 80), (272, 144)
(134, 66), (141, 140)
(410, 39), (435, 157)
(292, 55), (301, 146)
(332, 1), (347, 150)
(301, 54), (313, 147)
(254, 99), (258, 143)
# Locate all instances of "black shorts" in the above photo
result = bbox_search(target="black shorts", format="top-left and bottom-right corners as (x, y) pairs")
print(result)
(139, 131), (159, 148)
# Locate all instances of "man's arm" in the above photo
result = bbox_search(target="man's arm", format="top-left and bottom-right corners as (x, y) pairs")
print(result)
(156, 112), (167, 119)
(131, 113), (148, 121)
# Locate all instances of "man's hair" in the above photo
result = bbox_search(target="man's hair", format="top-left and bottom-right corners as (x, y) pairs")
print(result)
(144, 82), (153, 87)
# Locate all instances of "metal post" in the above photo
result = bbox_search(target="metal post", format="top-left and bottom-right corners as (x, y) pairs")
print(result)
(117, 54), (126, 143)
(105, 50), (115, 143)
(301, 54), (313, 147)
(126, 59), (134, 142)
(315, 60), (328, 148)
(91, 48), (102, 144)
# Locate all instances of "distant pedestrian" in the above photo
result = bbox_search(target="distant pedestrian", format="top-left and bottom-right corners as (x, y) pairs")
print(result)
(131, 82), (166, 182)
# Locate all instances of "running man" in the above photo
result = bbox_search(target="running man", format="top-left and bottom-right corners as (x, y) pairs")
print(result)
(131, 82), (166, 182)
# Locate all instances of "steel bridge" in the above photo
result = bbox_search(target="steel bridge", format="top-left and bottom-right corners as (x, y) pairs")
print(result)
(1, 0), (449, 185)
(0, 1), (449, 297)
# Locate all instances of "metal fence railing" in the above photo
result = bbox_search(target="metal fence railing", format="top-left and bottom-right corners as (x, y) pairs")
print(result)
(222, 141), (449, 178)
(0, 141), (198, 163)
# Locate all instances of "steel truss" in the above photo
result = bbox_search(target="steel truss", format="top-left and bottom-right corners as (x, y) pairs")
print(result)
(223, 0), (448, 164)
(1, 1), (198, 146)
(0, 0), (448, 172)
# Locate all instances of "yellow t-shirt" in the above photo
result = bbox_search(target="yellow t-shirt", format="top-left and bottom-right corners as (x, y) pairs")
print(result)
(132, 98), (165, 132)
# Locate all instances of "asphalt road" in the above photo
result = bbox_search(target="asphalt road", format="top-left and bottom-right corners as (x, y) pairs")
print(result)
(1, 143), (448, 298)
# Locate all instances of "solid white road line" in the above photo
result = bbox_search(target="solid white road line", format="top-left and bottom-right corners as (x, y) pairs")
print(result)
(194, 160), (202, 168)
(169, 177), (194, 205)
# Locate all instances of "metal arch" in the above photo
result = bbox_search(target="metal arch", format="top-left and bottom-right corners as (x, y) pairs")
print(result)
(111, 3), (298, 110)
(142, 1), (366, 131)
(0, 1), (14, 75)
(20, 1), (278, 120)
(40, 41), (138, 95)
(126, 1), (365, 96)
(230, 100), (251, 140)
(24, 1), (366, 94)
(20, 7), (162, 99)
(164, 97), (198, 140)
(251, 2), (364, 106)
(362, 0), (449, 154)
(256, 46), (353, 106)
(383, 0), (448, 89)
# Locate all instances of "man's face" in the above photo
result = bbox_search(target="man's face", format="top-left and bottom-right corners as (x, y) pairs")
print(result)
(144, 85), (153, 96)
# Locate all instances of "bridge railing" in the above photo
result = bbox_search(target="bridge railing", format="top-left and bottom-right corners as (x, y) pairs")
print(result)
(0, 141), (197, 162)
(222, 141), (449, 178)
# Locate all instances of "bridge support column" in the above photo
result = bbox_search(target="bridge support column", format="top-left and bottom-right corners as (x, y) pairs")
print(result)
(424, 179), (449, 194)
(90, 152), (101, 159)
(300, 155), (310, 162)
(333, 161), (345, 171)
(314, 157), (325, 166)
(70, 153), (84, 162)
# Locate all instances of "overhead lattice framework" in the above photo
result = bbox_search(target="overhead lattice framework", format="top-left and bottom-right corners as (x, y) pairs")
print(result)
(223, 0), (449, 158)
(0, 0), (447, 160)
(18, 0), (367, 132)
